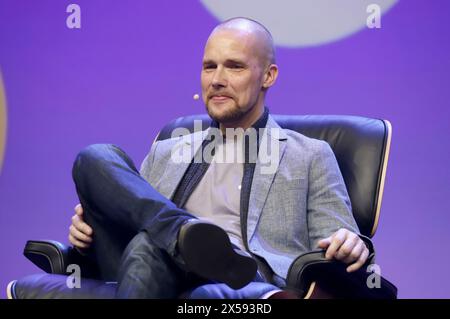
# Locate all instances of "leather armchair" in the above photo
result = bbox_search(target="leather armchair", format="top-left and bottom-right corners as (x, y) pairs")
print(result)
(7, 114), (397, 299)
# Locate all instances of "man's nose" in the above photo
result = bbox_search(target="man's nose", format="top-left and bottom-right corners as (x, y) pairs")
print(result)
(211, 66), (227, 88)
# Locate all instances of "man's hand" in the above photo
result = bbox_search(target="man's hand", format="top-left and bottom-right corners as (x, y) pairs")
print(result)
(317, 228), (369, 273)
(69, 204), (93, 251)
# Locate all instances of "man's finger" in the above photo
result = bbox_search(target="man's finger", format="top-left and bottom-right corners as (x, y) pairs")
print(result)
(342, 241), (365, 264)
(346, 247), (369, 273)
(325, 229), (347, 259)
(334, 233), (359, 261)
(74, 204), (83, 216)
(317, 237), (332, 249)
(71, 214), (93, 236)
(69, 224), (93, 243)
(69, 233), (89, 249)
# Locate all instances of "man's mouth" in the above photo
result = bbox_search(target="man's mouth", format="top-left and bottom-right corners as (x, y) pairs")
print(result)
(210, 95), (232, 102)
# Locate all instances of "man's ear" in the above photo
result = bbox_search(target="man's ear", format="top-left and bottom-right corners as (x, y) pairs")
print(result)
(262, 64), (279, 89)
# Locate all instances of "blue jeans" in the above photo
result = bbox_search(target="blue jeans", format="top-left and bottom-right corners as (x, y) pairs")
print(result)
(72, 144), (195, 281)
(72, 144), (279, 298)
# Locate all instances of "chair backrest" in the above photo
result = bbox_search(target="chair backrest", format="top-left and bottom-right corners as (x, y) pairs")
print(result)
(156, 114), (392, 238)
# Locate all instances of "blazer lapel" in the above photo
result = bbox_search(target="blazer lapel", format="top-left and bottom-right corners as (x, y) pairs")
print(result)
(246, 116), (287, 242)
(156, 129), (209, 200)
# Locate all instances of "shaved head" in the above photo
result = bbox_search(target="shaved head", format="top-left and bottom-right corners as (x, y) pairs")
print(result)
(211, 17), (276, 66)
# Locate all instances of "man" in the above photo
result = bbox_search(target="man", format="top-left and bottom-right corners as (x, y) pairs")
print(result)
(68, 17), (372, 298)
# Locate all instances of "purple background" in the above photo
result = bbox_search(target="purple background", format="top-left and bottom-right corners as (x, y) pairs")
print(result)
(1, 1), (449, 298)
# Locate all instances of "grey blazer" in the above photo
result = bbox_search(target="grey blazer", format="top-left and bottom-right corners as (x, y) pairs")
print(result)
(139, 115), (360, 281)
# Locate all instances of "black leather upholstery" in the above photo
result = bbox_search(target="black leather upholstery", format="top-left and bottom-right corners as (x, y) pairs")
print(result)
(23, 240), (72, 275)
(286, 250), (397, 298)
(12, 274), (116, 299)
(24, 240), (100, 279)
(11, 114), (395, 299)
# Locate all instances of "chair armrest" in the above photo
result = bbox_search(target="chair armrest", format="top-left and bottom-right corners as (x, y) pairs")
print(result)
(286, 250), (397, 299)
(23, 240), (100, 279)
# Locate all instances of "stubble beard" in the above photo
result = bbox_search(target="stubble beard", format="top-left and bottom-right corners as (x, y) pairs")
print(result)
(205, 102), (248, 124)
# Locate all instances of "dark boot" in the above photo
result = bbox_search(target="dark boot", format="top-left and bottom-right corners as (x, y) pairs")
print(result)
(178, 219), (257, 290)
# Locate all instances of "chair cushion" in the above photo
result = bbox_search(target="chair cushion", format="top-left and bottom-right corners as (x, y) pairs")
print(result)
(12, 274), (280, 299)
(12, 273), (116, 299)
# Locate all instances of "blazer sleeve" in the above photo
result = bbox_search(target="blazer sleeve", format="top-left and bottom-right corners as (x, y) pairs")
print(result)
(139, 140), (159, 182)
(306, 140), (373, 252)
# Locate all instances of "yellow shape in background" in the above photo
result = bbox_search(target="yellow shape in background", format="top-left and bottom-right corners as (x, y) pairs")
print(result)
(0, 71), (7, 174)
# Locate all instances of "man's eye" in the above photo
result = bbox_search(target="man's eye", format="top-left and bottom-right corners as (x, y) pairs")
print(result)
(203, 65), (216, 70)
(229, 64), (243, 69)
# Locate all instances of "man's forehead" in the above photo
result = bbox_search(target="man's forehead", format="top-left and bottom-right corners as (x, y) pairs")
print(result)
(203, 29), (257, 60)
(206, 29), (255, 46)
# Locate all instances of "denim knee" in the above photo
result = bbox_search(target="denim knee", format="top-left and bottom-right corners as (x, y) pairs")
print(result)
(72, 144), (129, 183)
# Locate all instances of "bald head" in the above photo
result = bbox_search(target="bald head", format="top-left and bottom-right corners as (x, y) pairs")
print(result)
(210, 17), (276, 66)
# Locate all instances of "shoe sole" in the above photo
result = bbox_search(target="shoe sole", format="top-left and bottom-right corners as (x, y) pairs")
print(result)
(178, 222), (257, 290)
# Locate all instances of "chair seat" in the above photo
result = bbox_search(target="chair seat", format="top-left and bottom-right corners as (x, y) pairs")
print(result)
(10, 274), (116, 299)
(10, 273), (282, 299)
